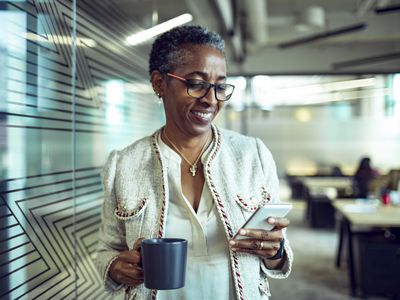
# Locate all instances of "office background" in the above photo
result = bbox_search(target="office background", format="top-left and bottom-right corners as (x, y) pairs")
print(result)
(1, 0), (399, 299)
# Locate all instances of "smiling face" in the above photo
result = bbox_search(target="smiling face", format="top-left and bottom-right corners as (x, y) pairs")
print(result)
(152, 44), (227, 139)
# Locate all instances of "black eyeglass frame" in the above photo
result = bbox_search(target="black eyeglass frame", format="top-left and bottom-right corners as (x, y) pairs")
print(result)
(166, 72), (235, 101)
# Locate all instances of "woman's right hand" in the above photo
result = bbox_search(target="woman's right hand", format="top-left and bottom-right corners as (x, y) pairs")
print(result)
(108, 238), (145, 287)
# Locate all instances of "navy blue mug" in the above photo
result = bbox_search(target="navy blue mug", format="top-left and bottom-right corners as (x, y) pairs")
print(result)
(141, 238), (188, 290)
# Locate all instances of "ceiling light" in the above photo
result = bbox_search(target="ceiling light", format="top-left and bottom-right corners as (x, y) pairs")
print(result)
(126, 13), (193, 46)
(294, 108), (312, 122)
(251, 76), (379, 107)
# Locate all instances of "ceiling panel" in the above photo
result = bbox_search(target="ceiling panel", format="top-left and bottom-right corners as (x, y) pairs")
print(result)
(107, 0), (400, 74)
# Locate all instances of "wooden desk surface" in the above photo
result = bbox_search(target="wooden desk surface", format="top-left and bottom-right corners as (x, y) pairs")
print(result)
(333, 199), (400, 227)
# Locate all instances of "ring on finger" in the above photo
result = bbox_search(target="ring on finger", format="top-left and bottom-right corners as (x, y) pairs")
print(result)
(260, 241), (265, 249)
(252, 240), (262, 250)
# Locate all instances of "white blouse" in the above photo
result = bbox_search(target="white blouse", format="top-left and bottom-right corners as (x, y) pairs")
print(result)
(157, 135), (235, 300)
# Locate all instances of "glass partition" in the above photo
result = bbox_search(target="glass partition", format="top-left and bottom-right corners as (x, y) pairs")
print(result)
(72, 0), (164, 298)
(1, 1), (77, 298)
(1, 0), (164, 298)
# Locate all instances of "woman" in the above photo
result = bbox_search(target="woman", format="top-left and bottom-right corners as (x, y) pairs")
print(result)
(96, 25), (292, 300)
(353, 157), (379, 198)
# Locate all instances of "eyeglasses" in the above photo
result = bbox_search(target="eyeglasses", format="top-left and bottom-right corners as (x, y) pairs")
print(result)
(166, 73), (235, 101)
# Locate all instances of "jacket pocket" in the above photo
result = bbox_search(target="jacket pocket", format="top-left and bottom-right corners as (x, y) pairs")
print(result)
(114, 197), (148, 220)
(235, 186), (272, 212)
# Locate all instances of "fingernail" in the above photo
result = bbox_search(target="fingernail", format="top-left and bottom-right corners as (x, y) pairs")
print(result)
(231, 248), (237, 252)
(239, 229), (247, 235)
(229, 240), (236, 246)
(268, 217), (276, 224)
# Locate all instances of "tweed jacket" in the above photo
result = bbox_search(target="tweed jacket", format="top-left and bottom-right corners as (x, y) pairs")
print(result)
(96, 125), (293, 300)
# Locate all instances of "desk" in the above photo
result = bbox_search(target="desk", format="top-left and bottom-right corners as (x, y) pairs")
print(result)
(333, 200), (400, 227)
(299, 177), (353, 228)
(333, 200), (400, 297)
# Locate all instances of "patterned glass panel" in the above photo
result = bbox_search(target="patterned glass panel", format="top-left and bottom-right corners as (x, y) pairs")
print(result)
(0, 0), (164, 299)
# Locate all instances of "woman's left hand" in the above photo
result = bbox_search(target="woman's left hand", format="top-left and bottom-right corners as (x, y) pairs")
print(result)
(229, 217), (290, 259)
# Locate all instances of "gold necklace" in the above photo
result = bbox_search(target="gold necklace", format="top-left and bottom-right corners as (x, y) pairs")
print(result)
(163, 130), (210, 177)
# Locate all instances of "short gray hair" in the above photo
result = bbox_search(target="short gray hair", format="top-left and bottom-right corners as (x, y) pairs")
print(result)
(148, 25), (225, 75)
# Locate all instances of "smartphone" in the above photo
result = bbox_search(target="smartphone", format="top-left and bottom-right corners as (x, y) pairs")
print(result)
(233, 203), (293, 240)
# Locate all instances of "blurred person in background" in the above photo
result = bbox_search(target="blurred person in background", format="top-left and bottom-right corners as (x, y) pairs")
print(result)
(331, 165), (343, 177)
(353, 156), (379, 198)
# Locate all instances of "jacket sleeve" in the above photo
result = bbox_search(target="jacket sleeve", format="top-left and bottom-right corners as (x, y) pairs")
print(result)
(95, 150), (128, 293)
(255, 137), (293, 279)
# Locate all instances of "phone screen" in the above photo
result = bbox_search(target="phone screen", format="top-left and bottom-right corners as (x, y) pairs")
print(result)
(233, 203), (292, 240)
